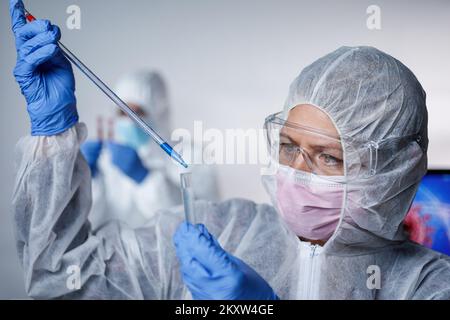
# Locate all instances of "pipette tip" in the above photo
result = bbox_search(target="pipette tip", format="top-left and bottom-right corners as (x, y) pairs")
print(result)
(174, 155), (189, 169)
(160, 143), (189, 168)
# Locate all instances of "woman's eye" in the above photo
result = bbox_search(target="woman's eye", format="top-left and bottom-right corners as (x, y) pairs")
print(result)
(319, 153), (342, 166)
(280, 143), (297, 154)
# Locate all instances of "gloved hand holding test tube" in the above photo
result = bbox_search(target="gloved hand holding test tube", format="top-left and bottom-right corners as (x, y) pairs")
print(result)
(23, 8), (188, 169)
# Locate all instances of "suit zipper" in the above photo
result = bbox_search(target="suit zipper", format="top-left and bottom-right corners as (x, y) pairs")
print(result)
(306, 244), (317, 299)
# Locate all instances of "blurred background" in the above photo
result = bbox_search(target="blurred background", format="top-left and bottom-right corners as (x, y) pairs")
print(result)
(0, 0), (449, 299)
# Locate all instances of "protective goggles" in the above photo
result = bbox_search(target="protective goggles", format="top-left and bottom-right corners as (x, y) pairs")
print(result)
(264, 112), (423, 181)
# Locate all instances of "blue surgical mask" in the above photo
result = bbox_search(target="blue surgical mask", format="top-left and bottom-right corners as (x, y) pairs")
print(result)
(115, 118), (150, 150)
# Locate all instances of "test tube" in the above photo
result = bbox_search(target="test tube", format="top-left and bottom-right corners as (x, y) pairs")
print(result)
(180, 173), (196, 224)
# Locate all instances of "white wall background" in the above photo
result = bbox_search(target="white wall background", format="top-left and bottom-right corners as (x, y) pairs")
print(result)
(0, 0), (449, 298)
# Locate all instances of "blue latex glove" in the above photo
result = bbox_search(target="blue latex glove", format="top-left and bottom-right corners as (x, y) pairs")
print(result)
(80, 141), (103, 178)
(107, 142), (149, 184)
(173, 223), (279, 300)
(10, 0), (78, 136)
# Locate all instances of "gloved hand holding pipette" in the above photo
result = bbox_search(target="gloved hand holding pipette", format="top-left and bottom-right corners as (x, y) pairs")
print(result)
(11, 0), (187, 168)
(10, 0), (78, 136)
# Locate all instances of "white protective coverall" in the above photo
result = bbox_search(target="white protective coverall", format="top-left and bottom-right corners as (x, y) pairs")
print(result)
(12, 47), (450, 299)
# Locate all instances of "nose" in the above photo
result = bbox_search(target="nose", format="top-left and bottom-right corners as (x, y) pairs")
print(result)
(292, 151), (312, 173)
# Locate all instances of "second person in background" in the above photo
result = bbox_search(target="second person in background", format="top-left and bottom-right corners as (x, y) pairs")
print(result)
(81, 71), (220, 229)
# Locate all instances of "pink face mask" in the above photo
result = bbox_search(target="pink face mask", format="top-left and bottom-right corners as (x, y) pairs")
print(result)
(275, 166), (345, 241)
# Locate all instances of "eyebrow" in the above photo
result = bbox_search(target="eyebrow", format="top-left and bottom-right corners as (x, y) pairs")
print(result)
(280, 131), (342, 151)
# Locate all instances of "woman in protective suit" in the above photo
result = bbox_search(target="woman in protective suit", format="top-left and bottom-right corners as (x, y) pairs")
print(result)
(9, 0), (450, 299)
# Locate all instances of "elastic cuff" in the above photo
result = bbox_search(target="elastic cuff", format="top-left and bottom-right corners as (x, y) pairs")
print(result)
(31, 103), (79, 136)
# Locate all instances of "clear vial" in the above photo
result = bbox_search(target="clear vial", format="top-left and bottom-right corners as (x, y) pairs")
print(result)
(180, 172), (196, 224)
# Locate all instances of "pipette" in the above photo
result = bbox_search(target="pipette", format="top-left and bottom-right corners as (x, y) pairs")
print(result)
(24, 8), (188, 169)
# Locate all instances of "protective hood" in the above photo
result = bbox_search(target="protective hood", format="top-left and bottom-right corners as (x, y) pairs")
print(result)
(115, 70), (172, 140)
(114, 70), (173, 168)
